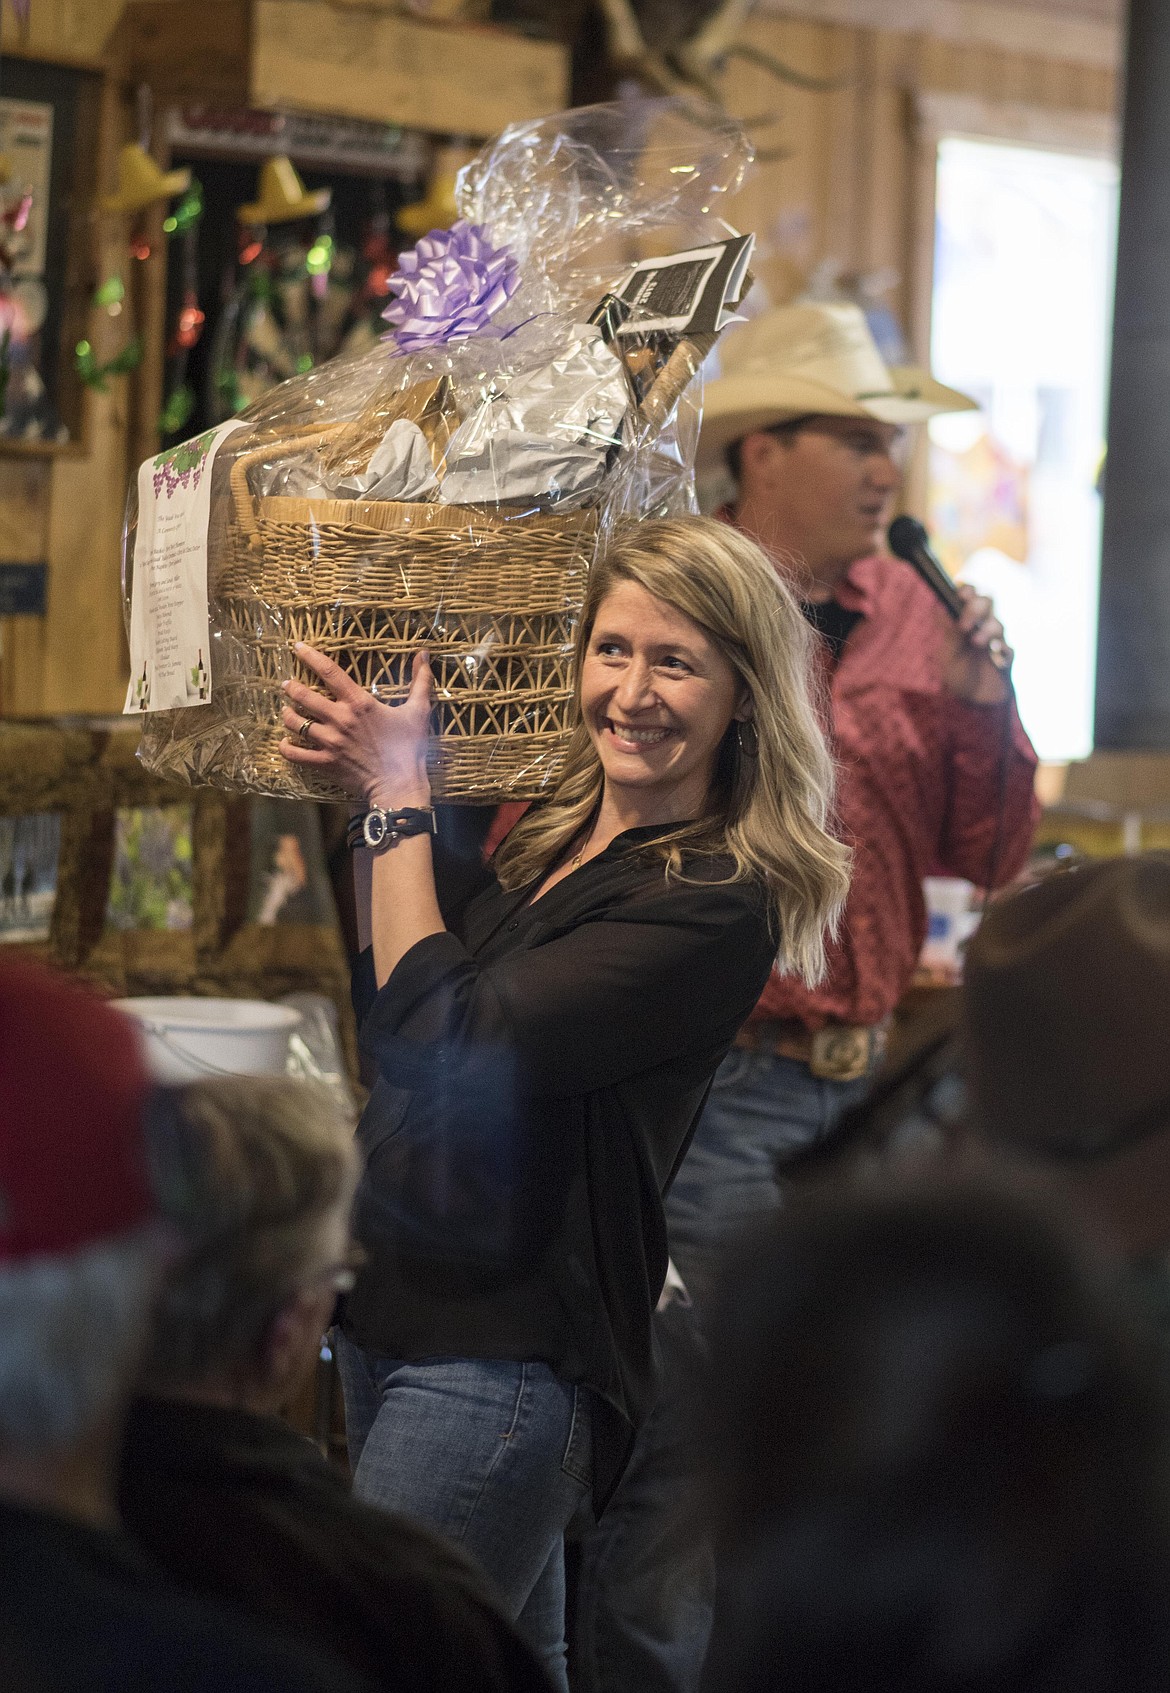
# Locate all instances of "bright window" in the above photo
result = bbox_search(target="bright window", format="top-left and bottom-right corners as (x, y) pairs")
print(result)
(928, 136), (1118, 761)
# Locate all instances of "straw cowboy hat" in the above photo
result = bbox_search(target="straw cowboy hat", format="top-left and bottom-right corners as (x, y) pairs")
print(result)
(963, 854), (1170, 1254)
(397, 143), (476, 240)
(237, 156), (331, 225)
(102, 143), (191, 215)
(700, 300), (977, 467)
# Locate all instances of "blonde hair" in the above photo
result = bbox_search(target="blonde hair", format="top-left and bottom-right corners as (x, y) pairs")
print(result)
(495, 516), (850, 985)
(142, 1077), (358, 1389)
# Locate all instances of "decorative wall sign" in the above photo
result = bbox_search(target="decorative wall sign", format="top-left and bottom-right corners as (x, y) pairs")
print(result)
(0, 561), (46, 614)
(166, 106), (429, 181)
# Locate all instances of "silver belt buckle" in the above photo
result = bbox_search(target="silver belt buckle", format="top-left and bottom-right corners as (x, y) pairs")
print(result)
(808, 1024), (875, 1083)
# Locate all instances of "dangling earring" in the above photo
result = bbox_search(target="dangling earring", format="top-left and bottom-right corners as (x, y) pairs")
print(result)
(736, 719), (759, 759)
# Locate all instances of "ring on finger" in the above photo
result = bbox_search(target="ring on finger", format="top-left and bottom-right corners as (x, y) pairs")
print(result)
(297, 716), (315, 746)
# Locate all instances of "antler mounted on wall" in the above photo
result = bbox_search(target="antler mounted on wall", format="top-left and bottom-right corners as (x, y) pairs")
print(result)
(493, 0), (846, 156)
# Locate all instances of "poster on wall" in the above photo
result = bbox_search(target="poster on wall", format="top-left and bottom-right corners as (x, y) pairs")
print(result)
(0, 98), (53, 278)
(0, 96), (56, 442)
(0, 56), (92, 447)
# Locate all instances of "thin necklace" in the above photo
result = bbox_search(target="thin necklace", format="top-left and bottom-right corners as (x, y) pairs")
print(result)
(571, 819), (597, 869)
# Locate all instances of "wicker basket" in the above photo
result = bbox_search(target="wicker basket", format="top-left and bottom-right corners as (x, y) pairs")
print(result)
(212, 424), (601, 802)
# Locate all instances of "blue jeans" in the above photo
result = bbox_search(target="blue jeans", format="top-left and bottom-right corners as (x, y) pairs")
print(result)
(571, 1296), (712, 1693)
(572, 1049), (871, 1693)
(335, 1335), (591, 1692)
(665, 1048), (872, 1309)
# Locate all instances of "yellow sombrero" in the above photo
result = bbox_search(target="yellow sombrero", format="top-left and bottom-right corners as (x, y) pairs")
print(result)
(237, 157), (331, 226)
(397, 172), (460, 240)
(102, 143), (191, 215)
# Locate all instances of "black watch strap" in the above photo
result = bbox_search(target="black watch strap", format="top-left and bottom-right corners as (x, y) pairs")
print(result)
(346, 807), (436, 852)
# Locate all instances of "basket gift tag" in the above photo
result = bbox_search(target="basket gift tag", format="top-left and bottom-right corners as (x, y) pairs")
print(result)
(123, 420), (244, 714)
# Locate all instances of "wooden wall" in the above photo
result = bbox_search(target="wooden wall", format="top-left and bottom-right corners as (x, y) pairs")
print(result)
(0, 3), (134, 719)
(0, 1), (1119, 721)
(719, 10), (1116, 351)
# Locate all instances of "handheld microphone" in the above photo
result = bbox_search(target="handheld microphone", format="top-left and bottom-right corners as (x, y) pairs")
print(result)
(887, 515), (1010, 670)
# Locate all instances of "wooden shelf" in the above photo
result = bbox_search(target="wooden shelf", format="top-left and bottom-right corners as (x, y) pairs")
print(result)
(107, 0), (569, 138)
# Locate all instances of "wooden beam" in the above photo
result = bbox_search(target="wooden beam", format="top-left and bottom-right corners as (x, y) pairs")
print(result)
(0, 0), (128, 70)
(104, 1), (250, 103)
(250, 1), (569, 136)
(756, 0), (1119, 72)
(0, 461), (52, 716)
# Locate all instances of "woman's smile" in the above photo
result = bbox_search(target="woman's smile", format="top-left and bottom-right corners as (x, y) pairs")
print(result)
(601, 718), (673, 752)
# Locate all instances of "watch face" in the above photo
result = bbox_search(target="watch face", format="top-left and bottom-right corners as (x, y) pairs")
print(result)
(362, 811), (388, 849)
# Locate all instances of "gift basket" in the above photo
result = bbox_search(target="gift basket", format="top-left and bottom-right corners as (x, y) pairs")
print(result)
(123, 100), (754, 802)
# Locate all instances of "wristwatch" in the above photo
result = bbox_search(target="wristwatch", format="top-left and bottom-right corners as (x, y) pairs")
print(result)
(345, 806), (436, 852)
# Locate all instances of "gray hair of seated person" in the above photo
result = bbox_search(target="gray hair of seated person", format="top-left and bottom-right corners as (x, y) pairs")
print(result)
(0, 1228), (159, 1451)
(141, 1077), (358, 1392)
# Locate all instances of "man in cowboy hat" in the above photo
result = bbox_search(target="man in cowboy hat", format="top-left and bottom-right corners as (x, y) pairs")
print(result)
(665, 298), (1040, 1298)
(571, 300), (1041, 1693)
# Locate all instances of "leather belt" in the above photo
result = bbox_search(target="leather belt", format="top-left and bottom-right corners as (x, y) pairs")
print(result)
(733, 1018), (886, 1083)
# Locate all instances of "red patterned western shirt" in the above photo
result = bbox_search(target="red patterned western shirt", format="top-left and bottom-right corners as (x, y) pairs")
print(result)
(751, 546), (1039, 1030)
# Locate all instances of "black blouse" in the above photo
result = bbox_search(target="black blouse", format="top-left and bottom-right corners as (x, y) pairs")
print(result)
(342, 823), (776, 1500)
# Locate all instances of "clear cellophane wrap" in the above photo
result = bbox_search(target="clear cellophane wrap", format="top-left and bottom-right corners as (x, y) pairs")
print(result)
(125, 100), (752, 802)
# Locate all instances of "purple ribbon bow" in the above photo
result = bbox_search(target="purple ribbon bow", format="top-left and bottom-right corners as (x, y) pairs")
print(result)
(382, 220), (520, 353)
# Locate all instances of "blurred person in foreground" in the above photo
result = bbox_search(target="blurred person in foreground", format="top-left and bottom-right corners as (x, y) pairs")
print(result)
(572, 302), (1040, 1693)
(810, 853), (1170, 1243)
(0, 960), (371, 1693)
(119, 1075), (553, 1693)
(962, 850), (1170, 1271)
(700, 1184), (1170, 1693)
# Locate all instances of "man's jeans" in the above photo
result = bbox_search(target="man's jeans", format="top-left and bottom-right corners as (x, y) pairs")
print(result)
(335, 1334), (591, 1693)
(571, 1048), (871, 1693)
(666, 1048), (873, 1307)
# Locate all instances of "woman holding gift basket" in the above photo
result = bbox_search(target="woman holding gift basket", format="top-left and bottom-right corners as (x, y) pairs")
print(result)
(278, 514), (850, 1684)
(120, 101), (839, 1687)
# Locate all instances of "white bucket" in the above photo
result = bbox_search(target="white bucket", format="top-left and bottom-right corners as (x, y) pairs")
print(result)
(113, 996), (302, 1084)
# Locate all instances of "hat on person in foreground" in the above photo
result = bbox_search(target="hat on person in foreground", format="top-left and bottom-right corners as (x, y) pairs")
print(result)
(963, 854), (1170, 1253)
(237, 156), (331, 226)
(699, 301), (978, 468)
(0, 960), (155, 1262)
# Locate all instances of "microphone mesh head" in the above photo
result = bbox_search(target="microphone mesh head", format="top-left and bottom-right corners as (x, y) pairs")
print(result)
(887, 515), (929, 561)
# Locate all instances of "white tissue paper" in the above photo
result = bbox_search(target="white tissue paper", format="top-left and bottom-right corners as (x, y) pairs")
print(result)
(338, 417), (439, 501)
(439, 324), (629, 507)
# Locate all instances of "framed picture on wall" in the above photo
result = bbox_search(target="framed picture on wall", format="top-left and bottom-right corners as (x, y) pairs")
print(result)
(106, 804), (195, 933)
(0, 811), (60, 943)
(246, 798), (338, 928)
